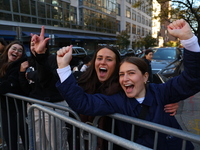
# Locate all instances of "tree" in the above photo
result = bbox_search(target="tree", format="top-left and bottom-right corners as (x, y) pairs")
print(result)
(133, 0), (200, 42)
(155, 0), (200, 42)
(116, 30), (130, 50)
(135, 35), (157, 49)
(143, 34), (157, 48)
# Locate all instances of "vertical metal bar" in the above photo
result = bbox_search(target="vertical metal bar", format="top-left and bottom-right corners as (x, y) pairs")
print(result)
(42, 111), (46, 150)
(5, 97), (11, 150)
(32, 108), (36, 149)
(48, 114), (51, 150)
(22, 101), (28, 150)
(88, 132), (92, 150)
(0, 97), (5, 150)
(131, 124), (135, 141)
(59, 119), (62, 150)
(39, 110), (42, 150)
(53, 115), (57, 150)
(28, 106), (35, 150)
(108, 118), (115, 150)
(153, 131), (158, 150)
(181, 140), (186, 150)
(14, 98), (20, 150)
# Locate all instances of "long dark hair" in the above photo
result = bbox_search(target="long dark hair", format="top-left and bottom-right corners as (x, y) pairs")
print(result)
(78, 46), (121, 94)
(0, 41), (25, 77)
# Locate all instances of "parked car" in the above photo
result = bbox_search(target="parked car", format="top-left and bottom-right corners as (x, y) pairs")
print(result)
(50, 46), (87, 67)
(118, 49), (136, 59)
(151, 47), (183, 83)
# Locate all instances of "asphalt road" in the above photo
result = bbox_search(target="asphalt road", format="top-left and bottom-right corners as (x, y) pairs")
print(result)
(175, 92), (200, 150)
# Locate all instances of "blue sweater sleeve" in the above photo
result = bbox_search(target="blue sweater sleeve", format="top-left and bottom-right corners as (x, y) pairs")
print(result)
(56, 75), (120, 115)
(157, 49), (200, 104)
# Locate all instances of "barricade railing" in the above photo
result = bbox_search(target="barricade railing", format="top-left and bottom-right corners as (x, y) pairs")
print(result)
(28, 104), (152, 150)
(1, 93), (200, 150)
(93, 114), (200, 150)
(1, 93), (83, 150)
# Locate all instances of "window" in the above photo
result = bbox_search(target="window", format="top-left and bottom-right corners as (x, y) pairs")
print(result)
(137, 13), (141, 23)
(116, 3), (120, 16)
(137, 26), (141, 35)
(132, 10), (136, 21)
(132, 24), (136, 34)
(126, 6), (131, 18)
(126, 22), (131, 33)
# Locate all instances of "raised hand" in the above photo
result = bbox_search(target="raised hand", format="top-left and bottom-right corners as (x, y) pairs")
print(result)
(167, 19), (193, 40)
(20, 61), (29, 72)
(30, 26), (50, 54)
(57, 45), (73, 69)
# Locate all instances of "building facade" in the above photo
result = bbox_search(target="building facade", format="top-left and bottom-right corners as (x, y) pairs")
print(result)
(117, 0), (153, 49)
(0, 0), (159, 52)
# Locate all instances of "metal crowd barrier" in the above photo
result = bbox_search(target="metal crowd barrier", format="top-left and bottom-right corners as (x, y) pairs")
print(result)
(0, 93), (83, 150)
(1, 93), (200, 150)
(28, 104), (152, 150)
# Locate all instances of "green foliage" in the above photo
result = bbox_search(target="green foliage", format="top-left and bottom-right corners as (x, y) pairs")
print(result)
(135, 35), (157, 49)
(116, 30), (130, 50)
(153, 0), (200, 42)
(165, 41), (178, 47)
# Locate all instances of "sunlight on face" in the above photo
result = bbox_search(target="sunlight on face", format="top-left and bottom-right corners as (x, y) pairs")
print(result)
(95, 48), (116, 82)
(119, 62), (148, 98)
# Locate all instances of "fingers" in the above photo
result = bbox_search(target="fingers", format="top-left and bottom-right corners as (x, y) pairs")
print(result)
(168, 19), (185, 29)
(40, 26), (45, 38)
(43, 37), (50, 46)
(57, 45), (73, 57)
(20, 61), (29, 72)
(169, 111), (176, 116)
(164, 103), (179, 116)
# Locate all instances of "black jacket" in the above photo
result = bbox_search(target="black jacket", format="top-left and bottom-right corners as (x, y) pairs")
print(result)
(0, 56), (27, 111)
(19, 52), (64, 102)
(143, 58), (153, 83)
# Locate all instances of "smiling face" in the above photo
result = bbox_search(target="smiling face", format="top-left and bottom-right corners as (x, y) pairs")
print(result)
(119, 62), (148, 98)
(95, 48), (117, 82)
(7, 44), (23, 62)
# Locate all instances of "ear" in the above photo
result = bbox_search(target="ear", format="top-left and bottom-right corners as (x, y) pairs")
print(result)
(144, 72), (149, 83)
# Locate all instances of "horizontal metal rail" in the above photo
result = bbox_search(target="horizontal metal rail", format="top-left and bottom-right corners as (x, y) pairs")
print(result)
(28, 104), (152, 150)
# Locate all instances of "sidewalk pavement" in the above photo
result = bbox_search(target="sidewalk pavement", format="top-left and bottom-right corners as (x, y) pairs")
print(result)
(175, 92), (200, 150)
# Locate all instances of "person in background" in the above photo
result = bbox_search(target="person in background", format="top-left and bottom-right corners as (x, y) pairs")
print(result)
(142, 49), (154, 83)
(56, 19), (200, 150)
(0, 41), (28, 150)
(0, 38), (7, 55)
(73, 55), (92, 80)
(19, 26), (69, 150)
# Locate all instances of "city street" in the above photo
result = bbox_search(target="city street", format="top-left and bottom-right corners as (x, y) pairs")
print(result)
(176, 92), (200, 149)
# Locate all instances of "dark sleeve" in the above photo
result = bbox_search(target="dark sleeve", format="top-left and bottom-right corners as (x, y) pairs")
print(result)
(35, 53), (59, 88)
(18, 71), (31, 96)
(56, 74), (119, 116)
(0, 66), (21, 95)
(158, 49), (200, 104)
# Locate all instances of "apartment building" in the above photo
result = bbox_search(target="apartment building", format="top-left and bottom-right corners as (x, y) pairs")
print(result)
(0, 0), (159, 51)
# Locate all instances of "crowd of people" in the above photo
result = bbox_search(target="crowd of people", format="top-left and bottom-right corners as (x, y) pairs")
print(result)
(0, 19), (199, 150)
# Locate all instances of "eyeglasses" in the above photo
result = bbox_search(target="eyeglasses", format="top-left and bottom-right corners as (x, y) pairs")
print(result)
(11, 47), (23, 53)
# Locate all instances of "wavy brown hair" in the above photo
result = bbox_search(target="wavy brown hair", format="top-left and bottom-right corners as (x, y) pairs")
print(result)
(0, 41), (25, 77)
